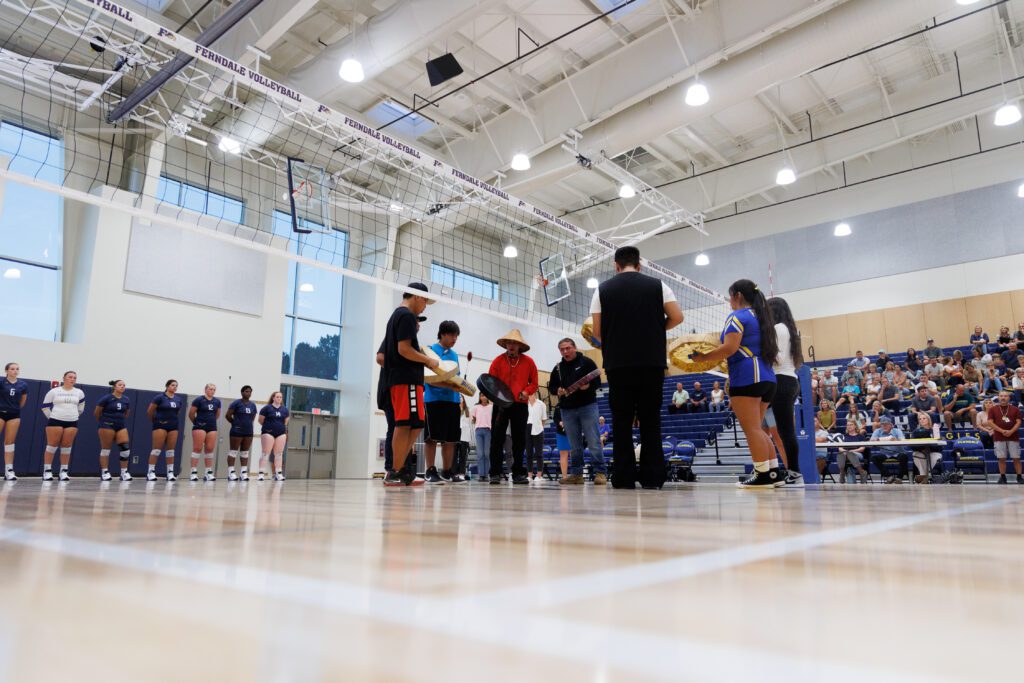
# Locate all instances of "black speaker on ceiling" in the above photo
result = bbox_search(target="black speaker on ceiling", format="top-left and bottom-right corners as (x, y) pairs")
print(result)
(425, 53), (464, 87)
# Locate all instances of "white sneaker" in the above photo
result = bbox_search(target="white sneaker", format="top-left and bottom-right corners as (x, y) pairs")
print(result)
(203, 472), (215, 482)
(227, 471), (239, 481)
(100, 471), (112, 481)
(166, 472), (177, 482)
(58, 470), (70, 482)
(120, 471), (132, 481)
(189, 472), (199, 482)
(146, 471), (157, 481)
(257, 472), (265, 481)
(782, 471), (805, 488)
(240, 472), (250, 481)
(5, 470), (16, 481)
(273, 472), (285, 481)
(42, 470), (53, 481)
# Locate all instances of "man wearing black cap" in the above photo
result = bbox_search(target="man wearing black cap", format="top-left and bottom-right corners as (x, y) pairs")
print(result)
(382, 283), (439, 487)
(590, 246), (684, 489)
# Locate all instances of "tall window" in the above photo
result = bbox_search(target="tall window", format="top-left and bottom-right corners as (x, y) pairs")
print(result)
(431, 262), (499, 300)
(0, 122), (63, 341)
(156, 176), (244, 223)
(274, 211), (347, 380)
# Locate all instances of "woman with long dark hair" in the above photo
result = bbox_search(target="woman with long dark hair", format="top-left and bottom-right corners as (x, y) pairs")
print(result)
(766, 297), (804, 486)
(691, 279), (780, 488)
(95, 380), (132, 481)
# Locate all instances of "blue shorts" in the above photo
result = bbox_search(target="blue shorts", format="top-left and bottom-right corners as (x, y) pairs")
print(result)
(98, 420), (126, 431)
(229, 429), (254, 438)
(153, 421), (178, 432)
(47, 418), (78, 428)
(555, 432), (571, 451)
(262, 428), (286, 438)
(0, 410), (20, 421)
(192, 422), (217, 433)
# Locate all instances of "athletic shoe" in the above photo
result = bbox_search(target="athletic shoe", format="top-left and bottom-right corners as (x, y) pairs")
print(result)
(560, 474), (584, 485)
(736, 469), (779, 489)
(240, 472), (250, 482)
(120, 471), (132, 481)
(100, 471), (112, 481)
(227, 472), (239, 481)
(166, 472), (177, 482)
(424, 467), (445, 485)
(914, 474), (929, 485)
(42, 470), (53, 481)
(512, 475), (530, 485)
(58, 470), (70, 482)
(400, 469), (425, 487)
(274, 472), (285, 481)
(593, 473), (608, 486)
(489, 477), (502, 485)
(447, 472), (467, 483)
(189, 472), (199, 482)
(383, 470), (404, 487)
(438, 468), (453, 483)
(203, 473), (215, 482)
(146, 471), (157, 482)
(782, 471), (805, 488)
(257, 472), (265, 481)
(998, 474), (1008, 484)
(1018, 474), (1024, 485)
(5, 471), (16, 481)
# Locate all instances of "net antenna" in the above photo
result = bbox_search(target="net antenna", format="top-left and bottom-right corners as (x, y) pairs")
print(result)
(286, 157), (333, 235)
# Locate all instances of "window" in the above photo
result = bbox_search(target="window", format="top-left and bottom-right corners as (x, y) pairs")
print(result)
(431, 262), (499, 300)
(0, 122), (63, 341)
(274, 210), (347, 381)
(365, 100), (437, 139)
(157, 176), (244, 223)
(282, 386), (339, 414)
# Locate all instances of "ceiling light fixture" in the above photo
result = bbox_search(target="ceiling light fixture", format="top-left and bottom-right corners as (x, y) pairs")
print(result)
(218, 136), (241, 155)
(955, 0), (982, 5)
(510, 153), (531, 171)
(586, 277), (599, 289)
(618, 184), (636, 199)
(339, 58), (365, 83)
(685, 81), (709, 107)
(3, 267), (20, 280)
(1017, 183), (1024, 198)
(694, 252), (710, 266)
(995, 103), (1022, 127)
(299, 283), (315, 293)
(503, 244), (518, 258)
(834, 222), (852, 237)
(775, 167), (796, 186)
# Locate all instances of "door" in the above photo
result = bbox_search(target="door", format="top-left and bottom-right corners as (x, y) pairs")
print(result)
(285, 412), (313, 479)
(308, 414), (337, 479)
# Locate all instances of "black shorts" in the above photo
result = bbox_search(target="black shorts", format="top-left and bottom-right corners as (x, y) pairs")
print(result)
(728, 381), (777, 402)
(0, 410), (20, 421)
(192, 422), (217, 433)
(229, 429), (254, 439)
(425, 401), (461, 443)
(262, 428), (287, 438)
(153, 421), (179, 432)
(98, 420), (126, 431)
(46, 418), (78, 428)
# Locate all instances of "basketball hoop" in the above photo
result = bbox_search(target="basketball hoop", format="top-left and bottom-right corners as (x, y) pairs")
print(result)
(283, 179), (314, 205)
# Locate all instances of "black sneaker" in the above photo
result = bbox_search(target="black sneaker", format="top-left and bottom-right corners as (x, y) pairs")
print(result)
(424, 467), (445, 485)
(736, 469), (780, 489)
(512, 475), (530, 485)
(998, 474), (1008, 484)
(446, 471), (467, 483)
(489, 476), (502, 485)
(383, 470), (404, 487)
(400, 468), (425, 487)
(1018, 474), (1024, 485)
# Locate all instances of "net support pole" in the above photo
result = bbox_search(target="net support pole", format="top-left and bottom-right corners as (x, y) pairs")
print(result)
(796, 364), (819, 483)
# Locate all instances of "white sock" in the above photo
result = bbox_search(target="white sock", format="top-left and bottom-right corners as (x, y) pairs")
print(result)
(228, 466), (235, 475)
(753, 460), (770, 473)
(241, 466), (248, 474)
(59, 464), (68, 472)
(148, 463), (156, 473)
(5, 464), (12, 472)
(205, 468), (213, 475)
(191, 467), (198, 474)
(768, 458), (779, 469)
(101, 468), (108, 474)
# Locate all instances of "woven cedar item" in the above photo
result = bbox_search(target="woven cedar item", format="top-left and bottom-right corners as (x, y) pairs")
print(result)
(667, 334), (728, 375)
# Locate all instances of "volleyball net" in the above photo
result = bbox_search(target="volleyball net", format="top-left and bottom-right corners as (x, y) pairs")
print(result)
(0, 0), (728, 339)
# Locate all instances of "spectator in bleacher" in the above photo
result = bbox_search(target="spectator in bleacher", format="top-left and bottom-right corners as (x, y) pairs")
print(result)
(818, 399), (837, 432)
(924, 338), (943, 359)
(983, 365), (1005, 396)
(905, 347), (922, 372)
(970, 344), (992, 373)
(1015, 323), (1024, 343)
(915, 377), (939, 398)
(668, 382), (689, 415)
(863, 374), (881, 405)
(987, 390), (1023, 484)
(879, 377), (900, 413)
(840, 363), (863, 389)
(850, 350), (869, 370)
(924, 357), (944, 388)
(976, 398), (996, 448)
(942, 383), (978, 430)
(869, 416), (909, 484)
(909, 413), (943, 484)
(970, 325), (990, 352)
(598, 416), (610, 445)
(868, 399), (893, 433)
(876, 349), (892, 370)
(835, 376), (862, 409)
(814, 419), (831, 477)
(908, 384), (942, 430)
(1000, 342), (1021, 371)
(811, 370), (820, 400)
(993, 355), (1009, 383)
(838, 421), (869, 484)
(710, 381), (726, 412)
(767, 296), (804, 484)
(893, 365), (908, 389)
(1011, 367), (1024, 405)
(845, 402), (868, 435)
(996, 326), (1013, 352)
(822, 369), (839, 401)
(943, 354), (965, 388)
(881, 362), (897, 383)
(688, 381), (708, 413)
(548, 337), (606, 486)
(962, 361), (981, 389)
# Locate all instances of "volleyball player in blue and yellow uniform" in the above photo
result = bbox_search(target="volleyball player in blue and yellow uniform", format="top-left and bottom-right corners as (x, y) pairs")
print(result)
(95, 380), (132, 481)
(690, 279), (780, 488)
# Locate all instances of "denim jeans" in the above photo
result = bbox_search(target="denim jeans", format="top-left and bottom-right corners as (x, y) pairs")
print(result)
(474, 428), (491, 479)
(561, 401), (605, 475)
(983, 376), (1004, 394)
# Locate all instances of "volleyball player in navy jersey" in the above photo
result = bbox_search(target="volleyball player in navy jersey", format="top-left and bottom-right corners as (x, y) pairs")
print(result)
(258, 392), (289, 481)
(225, 385), (257, 481)
(95, 380), (132, 481)
(188, 384), (221, 482)
(691, 279), (781, 488)
(147, 380), (182, 481)
(0, 362), (29, 480)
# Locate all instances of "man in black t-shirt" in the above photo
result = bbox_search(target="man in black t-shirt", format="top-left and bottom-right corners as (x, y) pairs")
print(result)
(548, 338), (605, 485)
(689, 381), (708, 413)
(376, 315), (425, 472)
(382, 283), (439, 487)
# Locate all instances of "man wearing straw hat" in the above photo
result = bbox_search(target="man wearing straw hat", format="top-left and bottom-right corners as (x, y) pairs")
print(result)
(590, 246), (684, 489)
(487, 329), (539, 485)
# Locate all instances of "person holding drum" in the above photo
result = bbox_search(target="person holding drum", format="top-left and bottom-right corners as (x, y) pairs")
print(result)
(548, 337), (605, 485)
(382, 283), (439, 487)
(423, 320), (465, 484)
(486, 329), (538, 485)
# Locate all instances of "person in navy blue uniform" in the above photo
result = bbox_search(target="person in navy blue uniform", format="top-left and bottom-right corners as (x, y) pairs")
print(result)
(94, 380), (132, 481)
(690, 279), (780, 488)
(188, 383), (221, 482)
(225, 385), (257, 481)
(258, 391), (290, 481)
(147, 379), (182, 481)
(0, 362), (29, 480)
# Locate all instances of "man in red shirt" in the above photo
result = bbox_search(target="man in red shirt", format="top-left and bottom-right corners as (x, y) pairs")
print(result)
(487, 329), (538, 485)
(988, 390), (1023, 484)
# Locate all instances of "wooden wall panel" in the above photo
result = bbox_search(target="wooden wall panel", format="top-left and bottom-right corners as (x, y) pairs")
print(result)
(811, 315), (851, 361)
(846, 310), (887, 357)
(1008, 290), (1024, 327)
(883, 305), (927, 354)
(965, 292), (1013, 343)
(922, 300), (968, 351)
(796, 319), (815, 360)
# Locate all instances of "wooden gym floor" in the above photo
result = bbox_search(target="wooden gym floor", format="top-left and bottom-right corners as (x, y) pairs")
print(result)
(0, 479), (1020, 682)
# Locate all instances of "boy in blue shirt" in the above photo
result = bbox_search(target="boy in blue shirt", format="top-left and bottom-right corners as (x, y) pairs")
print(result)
(423, 321), (464, 484)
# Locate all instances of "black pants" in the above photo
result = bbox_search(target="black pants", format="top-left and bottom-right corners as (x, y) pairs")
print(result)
(527, 433), (545, 474)
(490, 402), (528, 478)
(383, 401), (395, 471)
(607, 367), (665, 488)
(453, 441), (469, 475)
(770, 374), (800, 473)
(872, 452), (908, 478)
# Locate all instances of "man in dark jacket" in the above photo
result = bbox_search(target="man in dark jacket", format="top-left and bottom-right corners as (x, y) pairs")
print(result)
(548, 338), (604, 485)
